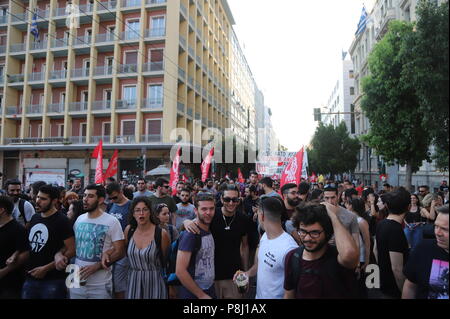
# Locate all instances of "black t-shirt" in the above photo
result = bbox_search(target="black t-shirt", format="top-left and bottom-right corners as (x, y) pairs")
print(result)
(0, 219), (30, 291)
(404, 239), (449, 299)
(375, 219), (409, 297)
(405, 209), (426, 224)
(173, 195), (182, 205)
(210, 207), (250, 280)
(26, 211), (74, 281)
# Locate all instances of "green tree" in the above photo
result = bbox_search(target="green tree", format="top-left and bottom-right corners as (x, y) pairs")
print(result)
(308, 122), (360, 177)
(361, 21), (431, 190)
(410, 0), (449, 171)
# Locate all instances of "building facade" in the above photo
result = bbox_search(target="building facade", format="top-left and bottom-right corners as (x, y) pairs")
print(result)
(348, 0), (448, 191)
(0, 0), (260, 185)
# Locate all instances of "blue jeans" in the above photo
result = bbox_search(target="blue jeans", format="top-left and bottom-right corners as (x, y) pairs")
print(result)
(404, 224), (424, 251)
(22, 278), (67, 299)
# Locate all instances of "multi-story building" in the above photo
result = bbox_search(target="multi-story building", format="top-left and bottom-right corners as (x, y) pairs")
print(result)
(349, 0), (448, 191)
(0, 0), (259, 185)
(321, 53), (356, 136)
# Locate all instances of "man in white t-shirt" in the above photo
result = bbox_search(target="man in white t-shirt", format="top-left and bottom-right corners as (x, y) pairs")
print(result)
(67, 184), (125, 299)
(234, 196), (298, 299)
(5, 179), (35, 229)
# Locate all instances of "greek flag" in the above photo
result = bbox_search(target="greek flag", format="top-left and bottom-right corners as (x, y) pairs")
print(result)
(30, 9), (39, 41)
(355, 6), (368, 36)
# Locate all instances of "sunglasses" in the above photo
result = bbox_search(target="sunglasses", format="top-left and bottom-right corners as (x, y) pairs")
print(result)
(162, 185), (170, 189)
(223, 197), (240, 203)
(109, 196), (118, 200)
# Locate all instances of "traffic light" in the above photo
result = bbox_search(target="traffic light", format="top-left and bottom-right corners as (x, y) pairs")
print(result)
(314, 108), (322, 122)
(136, 156), (144, 169)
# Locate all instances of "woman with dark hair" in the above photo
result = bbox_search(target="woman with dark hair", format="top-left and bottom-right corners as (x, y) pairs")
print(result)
(404, 194), (428, 249)
(67, 200), (84, 227)
(309, 189), (323, 203)
(124, 197), (170, 299)
(155, 203), (179, 243)
(63, 192), (79, 215)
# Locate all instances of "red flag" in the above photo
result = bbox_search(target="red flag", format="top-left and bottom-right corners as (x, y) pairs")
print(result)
(280, 147), (304, 189)
(170, 147), (182, 196)
(181, 174), (188, 183)
(237, 168), (245, 183)
(309, 172), (318, 183)
(92, 140), (104, 184)
(104, 150), (119, 179)
(201, 147), (214, 182)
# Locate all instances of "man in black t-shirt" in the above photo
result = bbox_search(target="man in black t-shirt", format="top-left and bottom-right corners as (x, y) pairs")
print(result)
(184, 184), (250, 299)
(22, 185), (75, 299)
(375, 187), (410, 299)
(0, 196), (30, 298)
(403, 205), (449, 299)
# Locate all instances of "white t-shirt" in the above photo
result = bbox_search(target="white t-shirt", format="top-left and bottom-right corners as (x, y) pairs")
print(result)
(256, 232), (298, 299)
(73, 212), (124, 286)
(12, 199), (36, 226)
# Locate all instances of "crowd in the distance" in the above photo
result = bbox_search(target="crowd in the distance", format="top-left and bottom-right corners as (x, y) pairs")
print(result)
(0, 173), (448, 299)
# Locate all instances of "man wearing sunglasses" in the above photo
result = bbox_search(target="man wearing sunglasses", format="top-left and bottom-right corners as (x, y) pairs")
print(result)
(184, 184), (250, 299)
(148, 178), (177, 219)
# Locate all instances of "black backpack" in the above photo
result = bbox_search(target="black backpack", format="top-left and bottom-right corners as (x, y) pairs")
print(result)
(289, 245), (358, 299)
(127, 226), (165, 269)
(18, 199), (28, 224)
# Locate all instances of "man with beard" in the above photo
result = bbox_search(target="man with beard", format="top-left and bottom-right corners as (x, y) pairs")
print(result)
(22, 185), (75, 299)
(133, 178), (154, 198)
(4, 179), (36, 229)
(173, 181), (186, 204)
(68, 184), (125, 299)
(176, 193), (216, 299)
(282, 183), (302, 244)
(283, 203), (359, 298)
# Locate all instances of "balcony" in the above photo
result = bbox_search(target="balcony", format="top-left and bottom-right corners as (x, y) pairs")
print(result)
(0, 74), (4, 83)
(30, 41), (47, 51)
(49, 70), (67, 80)
(116, 99), (137, 109)
(178, 68), (186, 80)
(10, 43), (26, 53)
(195, 82), (201, 93)
(53, 7), (67, 17)
(69, 136), (87, 144)
(120, 30), (140, 41)
(0, 15), (7, 24)
(189, 16), (195, 28)
(143, 98), (163, 110)
(142, 61), (163, 72)
(118, 64), (138, 73)
(73, 35), (92, 46)
(187, 107), (193, 117)
(6, 106), (22, 115)
(146, 0), (166, 4)
(195, 112), (200, 120)
(48, 103), (65, 113)
(144, 28), (165, 38)
(202, 117), (207, 126)
(179, 35), (186, 49)
(69, 102), (88, 112)
(94, 65), (113, 76)
(26, 104), (43, 115)
(187, 76), (194, 87)
(36, 9), (50, 19)
(71, 68), (91, 78)
(116, 135), (136, 143)
(11, 12), (27, 23)
(188, 46), (195, 57)
(0, 45), (6, 54)
(78, 3), (94, 13)
(97, 1), (117, 11)
(28, 72), (45, 82)
(96, 32), (116, 43)
(92, 135), (111, 143)
(180, 3), (187, 16)
(122, 0), (141, 8)
(177, 101), (185, 113)
(92, 100), (112, 110)
(51, 38), (70, 48)
(140, 135), (162, 143)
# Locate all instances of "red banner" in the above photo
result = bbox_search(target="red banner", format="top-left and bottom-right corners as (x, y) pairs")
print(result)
(238, 168), (245, 183)
(92, 140), (104, 184)
(104, 150), (118, 180)
(201, 147), (214, 182)
(280, 147), (304, 189)
(181, 174), (188, 183)
(309, 172), (318, 183)
(170, 147), (182, 195)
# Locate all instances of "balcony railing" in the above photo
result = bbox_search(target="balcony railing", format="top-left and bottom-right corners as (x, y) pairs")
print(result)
(188, 46), (195, 57)
(177, 101), (185, 112)
(117, 99), (137, 109)
(51, 38), (70, 48)
(116, 135), (136, 143)
(0, 45), (6, 54)
(36, 9), (50, 19)
(187, 108), (193, 117)
(6, 106), (22, 115)
(202, 117), (207, 126)
(96, 32), (116, 43)
(69, 102), (88, 112)
(29, 72), (45, 82)
(92, 100), (112, 110)
(26, 104), (43, 114)
(146, 0), (166, 4)
(195, 82), (201, 93)
(69, 136), (87, 144)
(49, 70), (67, 80)
(145, 28), (166, 38)
(53, 7), (67, 17)
(140, 135), (162, 143)
(78, 3), (94, 13)
(118, 64), (138, 73)
(188, 76), (194, 87)
(195, 112), (200, 120)
(120, 30), (140, 41)
(179, 35), (186, 48)
(11, 12), (27, 22)
(10, 43), (26, 53)
(71, 68), (90, 78)
(0, 15), (7, 24)
(143, 61), (163, 72)
(48, 103), (65, 113)
(143, 98), (163, 109)
(98, 1), (117, 10)
(178, 68), (186, 79)
(73, 35), (92, 46)
(94, 65), (113, 76)
(92, 135), (111, 143)
(180, 3), (187, 16)
(31, 41), (47, 50)
(122, 0), (141, 7)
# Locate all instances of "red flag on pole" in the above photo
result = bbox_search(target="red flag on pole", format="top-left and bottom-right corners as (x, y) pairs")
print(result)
(181, 174), (188, 183)
(201, 147), (214, 182)
(237, 168), (245, 183)
(92, 140), (104, 184)
(280, 147), (304, 189)
(170, 147), (182, 196)
(104, 150), (119, 179)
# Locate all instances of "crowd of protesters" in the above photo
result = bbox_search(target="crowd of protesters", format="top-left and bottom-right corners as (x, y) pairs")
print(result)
(0, 173), (448, 299)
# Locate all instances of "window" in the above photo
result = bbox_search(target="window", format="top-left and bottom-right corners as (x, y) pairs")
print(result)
(151, 16), (166, 37)
(38, 124), (42, 137)
(349, 70), (354, 79)
(0, 64), (4, 76)
(123, 86), (137, 103)
(83, 59), (90, 76)
(121, 120), (135, 136)
(350, 87), (355, 95)
(146, 119), (162, 139)
(0, 94), (3, 107)
(102, 122), (111, 137)
(104, 90), (112, 107)
(149, 49), (164, 70)
(350, 104), (355, 134)
(148, 84), (163, 105)
(124, 51), (138, 65)
(80, 123), (87, 136)
(57, 124), (64, 137)
(126, 20), (140, 40)
(60, 93), (66, 105)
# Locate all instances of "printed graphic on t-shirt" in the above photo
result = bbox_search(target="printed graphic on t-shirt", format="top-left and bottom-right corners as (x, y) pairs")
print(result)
(29, 224), (49, 253)
(264, 251), (276, 268)
(75, 222), (109, 262)
(429, 259), (449, 299)
(194, 235), (215, 290)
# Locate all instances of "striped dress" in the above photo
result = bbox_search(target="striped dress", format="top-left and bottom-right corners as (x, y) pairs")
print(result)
(126, 237), (168, 299)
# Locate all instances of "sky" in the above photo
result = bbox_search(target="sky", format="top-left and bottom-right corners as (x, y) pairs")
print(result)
(227, 0), (376, 151)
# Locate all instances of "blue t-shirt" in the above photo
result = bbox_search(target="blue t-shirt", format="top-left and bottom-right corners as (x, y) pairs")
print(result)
(178, 229), (215, 298)
(107, 201), (132, 231)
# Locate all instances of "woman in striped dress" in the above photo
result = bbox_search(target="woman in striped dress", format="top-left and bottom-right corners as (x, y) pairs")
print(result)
(124, 197), (170, 299)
